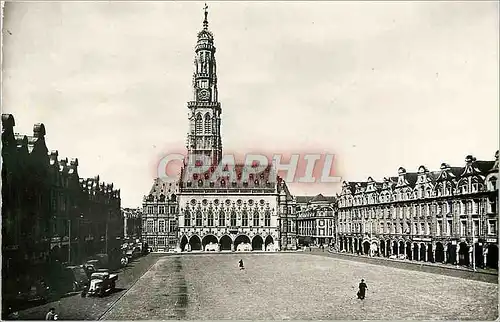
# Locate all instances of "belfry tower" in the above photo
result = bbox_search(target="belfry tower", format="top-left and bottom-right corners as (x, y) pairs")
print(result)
(186, 4), (222, 166)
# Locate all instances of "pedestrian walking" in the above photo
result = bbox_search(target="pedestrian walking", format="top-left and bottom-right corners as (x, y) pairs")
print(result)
(356, 279), (368, 300)
(45, 308), (57, 320)
(239, 259), (244, 270)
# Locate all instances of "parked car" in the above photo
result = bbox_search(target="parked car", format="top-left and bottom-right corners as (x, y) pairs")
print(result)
(86, 272), (118, 297)
(65, 266), (89, 292)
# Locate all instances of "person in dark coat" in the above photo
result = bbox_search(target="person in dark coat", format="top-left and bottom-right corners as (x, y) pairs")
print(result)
(357, 279), (368, 299)
(239, 259), (244, 270)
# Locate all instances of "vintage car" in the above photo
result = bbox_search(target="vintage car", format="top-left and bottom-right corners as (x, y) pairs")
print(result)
(86, 272), (118, 297)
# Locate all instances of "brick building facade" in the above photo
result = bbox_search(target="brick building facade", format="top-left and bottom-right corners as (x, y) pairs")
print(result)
(2, 114), (123, 295)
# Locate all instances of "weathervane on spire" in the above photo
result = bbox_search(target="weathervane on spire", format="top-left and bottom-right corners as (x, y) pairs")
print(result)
(203, 3), (209, 30)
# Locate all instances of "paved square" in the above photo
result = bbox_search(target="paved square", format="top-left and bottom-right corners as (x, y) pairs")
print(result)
(104, 253), (498, 320)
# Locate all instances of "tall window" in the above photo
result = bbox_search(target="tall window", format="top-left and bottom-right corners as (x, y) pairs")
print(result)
(265, 210), (271, 227)
(460, 221), (467, 236)
(420, 223), (425, 235)
(207, 211), (214, 226)
(147, 206), (153, 214)
(413, 223), (418, 235)
(231, 211), (237, 227)
(490, 200), (497, 214)
(436, 220), (442, 236)
(159, 206), (165, 214)
(379, 222), (384, 234)
(242, 211), (248, 226)
(147, 220), (154, 233)
(447, 220), (453, 236)
(169, 220), (176, 232)
(196, 211), (202, 226)
(195, 114), (203, 134)
(473, 220), (479, 236)
(184, 210), (191, 227)
(219, 211), (225, 226)
(159, 220), (165, 233)
(204, 114), (212, 134)
(253, 210), (260, 226)
(488, 220), (497, 235)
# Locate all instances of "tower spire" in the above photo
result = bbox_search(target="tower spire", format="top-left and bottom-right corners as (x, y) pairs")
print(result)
(203, 3), (209, 30)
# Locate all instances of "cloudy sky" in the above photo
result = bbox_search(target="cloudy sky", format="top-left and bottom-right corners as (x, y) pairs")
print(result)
(2, 1), (498, 207)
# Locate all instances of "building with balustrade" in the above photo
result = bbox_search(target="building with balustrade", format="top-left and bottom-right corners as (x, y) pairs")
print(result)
(296, 194), (337, 247)
(337, 152), (499, 269)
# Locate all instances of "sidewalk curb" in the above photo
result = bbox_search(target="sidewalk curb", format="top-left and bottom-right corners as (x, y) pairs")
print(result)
(323, 250), (498, 284)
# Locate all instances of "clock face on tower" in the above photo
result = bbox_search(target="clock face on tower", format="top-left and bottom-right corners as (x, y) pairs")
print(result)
(197, 89), (210, 101)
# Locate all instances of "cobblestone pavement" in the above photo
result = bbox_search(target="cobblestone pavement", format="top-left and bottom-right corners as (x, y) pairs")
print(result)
(104, 253), (498, 320)
(11, 254), (160, 320)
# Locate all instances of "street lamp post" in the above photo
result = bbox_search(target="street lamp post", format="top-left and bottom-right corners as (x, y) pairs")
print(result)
(68, 219), (71, 264)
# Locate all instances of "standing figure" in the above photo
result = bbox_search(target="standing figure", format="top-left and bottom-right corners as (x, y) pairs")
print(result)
(357, 279), (368, 300)
(45, 308), (56, 321)
(239, 259), (244, 270)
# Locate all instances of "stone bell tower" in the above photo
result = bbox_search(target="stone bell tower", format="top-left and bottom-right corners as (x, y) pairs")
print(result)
(186, 4), (222, 166)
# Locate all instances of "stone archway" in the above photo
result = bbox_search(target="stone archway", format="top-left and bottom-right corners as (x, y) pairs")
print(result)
(458, 242), (469, 266)
(371, 241), (379, 256)
(447, 244), (457, 264)
(252, 235), (264, 251)
(427, 243), (433, 262)
(399, 241), (405, 257)
(180, 235), (189, 252)
(234, 235), (251, 251)
(392, 241), (398, 256)
(474, 243), (483, 268)
(435, 242), (445, 263)
(189, 235), (202, 251)
(202, 235), (218, 250)
(380, 240), (386, 257)
(265, 235), (274, 251)
(219, 235), (232, 251)
(420, 243), (426, 262)
(348, 238), (353, 253)
(412, 243), (419, 261)
(406, 242), (412, 260)
(363, 241), (370, 255)
(486, 244), (498, 269)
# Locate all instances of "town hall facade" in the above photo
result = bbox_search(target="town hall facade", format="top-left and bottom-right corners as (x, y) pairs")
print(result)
(142, 6), (297, 252)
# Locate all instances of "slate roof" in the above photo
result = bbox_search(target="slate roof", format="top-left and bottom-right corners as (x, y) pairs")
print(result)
(148, 178), (179, 197)
(295, 196), (314, 204)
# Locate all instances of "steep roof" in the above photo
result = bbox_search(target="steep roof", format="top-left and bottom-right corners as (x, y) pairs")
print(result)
(475, 160), (495, 175)
(295, 196), (314, 204)
(148, 178), (178, 197)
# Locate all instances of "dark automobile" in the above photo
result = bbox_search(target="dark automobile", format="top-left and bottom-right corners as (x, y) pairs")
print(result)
(65, 266), (89, 292)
